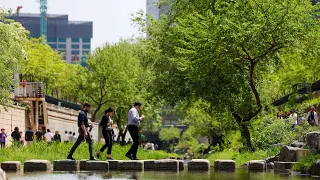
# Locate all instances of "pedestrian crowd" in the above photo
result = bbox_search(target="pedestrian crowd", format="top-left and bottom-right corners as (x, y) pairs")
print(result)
(275, 106), (319, 130)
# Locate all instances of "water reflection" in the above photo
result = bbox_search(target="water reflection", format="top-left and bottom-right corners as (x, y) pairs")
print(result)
(6, 169), (313, 180)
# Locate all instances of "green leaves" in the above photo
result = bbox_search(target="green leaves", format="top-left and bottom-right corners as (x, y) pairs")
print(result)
(0, 9), (28, 106)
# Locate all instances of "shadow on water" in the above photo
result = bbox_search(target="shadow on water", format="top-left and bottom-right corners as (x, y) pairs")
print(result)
(6, 169), (313, 180)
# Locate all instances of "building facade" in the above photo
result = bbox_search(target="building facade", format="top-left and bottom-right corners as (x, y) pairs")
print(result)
(7, 13), (93, 65)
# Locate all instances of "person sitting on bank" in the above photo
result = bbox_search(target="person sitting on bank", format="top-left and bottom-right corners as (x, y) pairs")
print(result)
(96, 107), (115, 160)
(307, 106), (319, 126)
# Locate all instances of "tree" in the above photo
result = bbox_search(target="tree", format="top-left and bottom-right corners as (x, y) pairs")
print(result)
(0, 9), (29, 106)
(82, 40), (141, 122)
(138, 0), (320, 150)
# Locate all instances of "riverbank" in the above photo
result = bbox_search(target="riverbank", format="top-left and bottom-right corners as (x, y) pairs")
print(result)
(0, 142), (179, 163)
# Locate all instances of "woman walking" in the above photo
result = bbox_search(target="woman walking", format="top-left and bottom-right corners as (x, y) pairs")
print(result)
(97, 107), (114, 160)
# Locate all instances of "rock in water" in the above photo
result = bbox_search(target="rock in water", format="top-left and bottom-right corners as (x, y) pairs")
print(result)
(306, 132), (320, 149)
(279, 145), (301, 162)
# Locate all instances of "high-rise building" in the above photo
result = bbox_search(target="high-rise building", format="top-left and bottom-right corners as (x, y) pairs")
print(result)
(146, 0), (169, 20)
(7, 13), (93, 65)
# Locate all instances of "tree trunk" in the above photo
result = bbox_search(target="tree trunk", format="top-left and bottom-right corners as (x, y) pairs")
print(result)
(232, 111), (255, 151)
(91, 104), (102, 122)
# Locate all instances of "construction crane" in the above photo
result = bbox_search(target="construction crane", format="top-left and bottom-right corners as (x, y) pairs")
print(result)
(39, 0), (48, 41)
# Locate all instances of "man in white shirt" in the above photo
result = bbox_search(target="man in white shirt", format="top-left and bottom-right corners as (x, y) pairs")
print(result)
(44, 129), (53, 144)
(63, 131), (69, 143)
(289, 110), (298, 130)
(307, 106), (319, 126)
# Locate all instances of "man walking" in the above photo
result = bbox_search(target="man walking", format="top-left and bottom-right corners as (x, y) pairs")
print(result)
(44, 129), (53, 144)
(67, 103), (95, 160)
(125, 102), (145, 160)
(25, 127), (34, 145)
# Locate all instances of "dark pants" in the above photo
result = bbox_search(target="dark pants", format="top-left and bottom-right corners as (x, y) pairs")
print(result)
(68, 127), (94, 158)
(0, 142), (5, 148)
(126, 125), (140, 158)
(100, 130), (112, 154)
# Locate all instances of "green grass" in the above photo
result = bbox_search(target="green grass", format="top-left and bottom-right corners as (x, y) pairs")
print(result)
(0, 142), (179, 163)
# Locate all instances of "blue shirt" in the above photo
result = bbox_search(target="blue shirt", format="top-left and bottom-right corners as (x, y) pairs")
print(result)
(128, 107), (141, 127)
(0, 132), (7, 143)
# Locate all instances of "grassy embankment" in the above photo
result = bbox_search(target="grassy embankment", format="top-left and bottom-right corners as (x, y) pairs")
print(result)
(0, 142), (178, 163)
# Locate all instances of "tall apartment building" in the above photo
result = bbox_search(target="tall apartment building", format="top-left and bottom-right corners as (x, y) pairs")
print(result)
(146, 0), (169, 20)
(7, 13), (93, 65)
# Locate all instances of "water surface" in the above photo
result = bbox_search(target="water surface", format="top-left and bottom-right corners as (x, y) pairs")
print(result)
(6, 169), (312, 180)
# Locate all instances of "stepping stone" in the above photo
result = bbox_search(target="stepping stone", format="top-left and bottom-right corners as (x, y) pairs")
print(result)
(79, 160), (88, 170)
(53, 160), (78, 171)
(274, 161), (298, 171)
(188, 159), (210, 171)
(118, 160), (143, 171)
(178, 160), (184, 171)
(214, 160), (235, 171)
(143, 160), (155, 170)
(267, 162), (274, 169)
(85, 161), (109, 171)
(24, 160), (51, 171)
(154, 160), (178, 171)
(248, 160), (266, 171)
(1, 161), (21, 171)
(108, 160), (119, 170)
(0, 168), (6, 180)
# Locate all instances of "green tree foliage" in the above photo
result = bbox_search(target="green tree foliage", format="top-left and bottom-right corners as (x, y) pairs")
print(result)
(138, 0), (320, 150)
(20, 38), (83, 102)
(159, 127), (180, 142)
(0, 9), (29, 106)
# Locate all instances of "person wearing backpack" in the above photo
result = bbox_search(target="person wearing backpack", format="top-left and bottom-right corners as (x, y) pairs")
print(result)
(96, 107), (115, 160)
(307, 106), (319, 126)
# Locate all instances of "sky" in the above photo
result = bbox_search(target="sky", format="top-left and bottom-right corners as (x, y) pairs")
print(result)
(0, 0), (146, 49)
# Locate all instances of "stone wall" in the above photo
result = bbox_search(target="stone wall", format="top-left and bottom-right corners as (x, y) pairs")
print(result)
(0, 105), (27, 144)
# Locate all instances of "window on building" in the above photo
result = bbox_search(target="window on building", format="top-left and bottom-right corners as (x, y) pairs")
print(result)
(82, 44), (90, 49)
(83, 50), (90, 55)
(47, 38), (57, 42)
(58, 44), (66, 49)
(72, 38), (79, 43)
(58, 38), (66, 42)
(72, 50), (79, 55)
(72, 44), (79, 49)
(71, 56), (79, 63)
(49, 44), (57, 49)
(82, 38), (91, 43)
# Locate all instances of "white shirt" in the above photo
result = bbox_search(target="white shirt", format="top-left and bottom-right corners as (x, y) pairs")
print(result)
(290, 113), (298, 125)
(44, 132), (53, 142)
(73, 136), (77, 142)
(128, 107), (141, 127)
(64, 133), (69, 141)
(307, 111), (319, 126)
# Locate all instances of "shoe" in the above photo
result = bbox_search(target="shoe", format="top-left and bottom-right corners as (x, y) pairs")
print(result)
(106, 157), (114, 160)
(96, 152), (101, 159)
(125, 154), (132, 160)
(131, 157), (139, 160)
(67, 155), (75, 160)
(90, 157), (96, 160)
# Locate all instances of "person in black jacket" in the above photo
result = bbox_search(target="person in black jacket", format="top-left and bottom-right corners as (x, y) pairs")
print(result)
(25, 127), (34, 145)
(11, 127), (20, 145)
(67, 103), (95, 160)
(53, 131), (61, 143)
(96, 107), (114, 160)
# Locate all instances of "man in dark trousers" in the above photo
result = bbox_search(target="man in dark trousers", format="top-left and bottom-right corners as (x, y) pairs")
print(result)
(25, 127), (34, 145)
(67, 103), (95, 160)
(125, 102), (145, 160)
(11, 127), (20, 145)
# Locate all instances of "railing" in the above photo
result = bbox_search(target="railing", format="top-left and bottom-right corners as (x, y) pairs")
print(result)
(14, 82), (44, 98)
